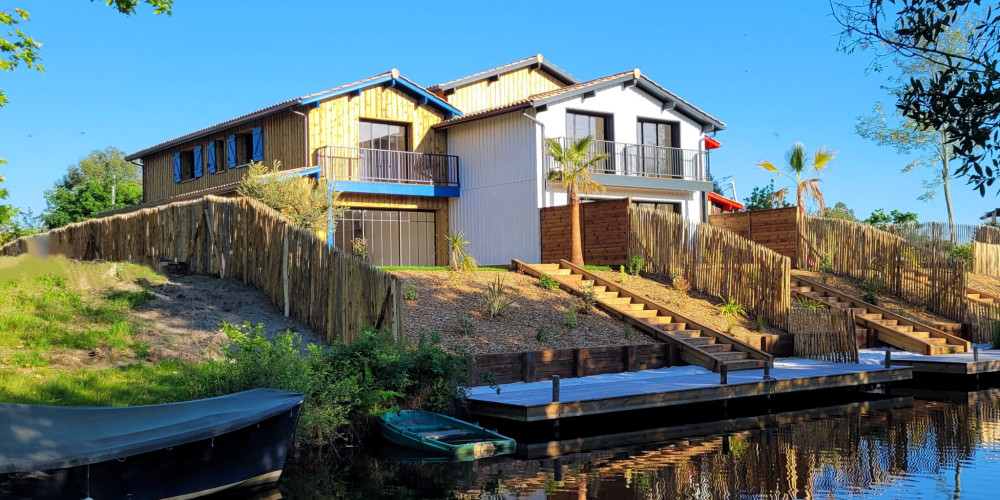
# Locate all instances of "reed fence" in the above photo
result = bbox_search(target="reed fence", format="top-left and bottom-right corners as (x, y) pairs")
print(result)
(629, 207), (791, 330)
(0, 195), (402, 344)
(789, 306), (858, 363)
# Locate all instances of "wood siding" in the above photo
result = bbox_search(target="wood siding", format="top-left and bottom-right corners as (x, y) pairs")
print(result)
(709, 207), (800, 261)
(444, 66), (566, 114)
(468, 344), (675, 387)
(308, 84), (448, 165)
(540, 198), (631, 266)
(140, 111), (306, 204)
(336, 193), (449, 266)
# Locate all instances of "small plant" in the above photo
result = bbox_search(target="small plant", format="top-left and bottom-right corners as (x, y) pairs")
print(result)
(444, 230), (478, 272)
(536, 324), (550, 342)
(951, 244), (973, 270)
(624, 322), (632, 340)
(862, 276), (881, 305)
(625, 256), (646, 275)
(719, 298), (746, 333)
(351, 237), (368, 261)
(458, 314), (476, 336)
(755, 314), (766, 332)
(402, 280), (418, 301)
(482, 275), (514, 319)
(818, 254), (833, 284)
(669, 270), (690, 294)
(564, 305), (578, 328)
(577, 285), (596, 315)
(796, 297), (825, 310)
(537, 274), (560, 290)
(619, 267), (629, 285)
(481, 371), (501, 395)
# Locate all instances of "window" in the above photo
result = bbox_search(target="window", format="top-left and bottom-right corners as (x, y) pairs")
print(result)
(236, 132), (253, 164)
(637, 120), (677, 148)
(360, 120), (408, 151)
(227, 127), (263, 168)
(207, 139), (226, 174)
(178, 151), (194, 181)
(633, 201), (680, 215)
(333, 209), (435, 266)
(636, 120), (680, 177)
(565, 112), (610, 141)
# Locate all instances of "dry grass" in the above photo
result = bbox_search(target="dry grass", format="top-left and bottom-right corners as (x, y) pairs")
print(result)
(794, 269), (955, 326)
(392, 270), (655, 354)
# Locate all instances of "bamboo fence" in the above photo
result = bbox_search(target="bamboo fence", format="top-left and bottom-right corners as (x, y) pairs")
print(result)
(0, 195), (403, 344)
(629, 207), (791, 330)
(789, 306), (858, 363)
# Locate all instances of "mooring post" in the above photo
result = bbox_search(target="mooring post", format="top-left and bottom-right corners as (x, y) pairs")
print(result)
(720, 364), (728, 385)
(763, 361), (771, 380)
(884, 349), (891, 368)
(974, 344), (980, 362)
(552, 375), (560, 403)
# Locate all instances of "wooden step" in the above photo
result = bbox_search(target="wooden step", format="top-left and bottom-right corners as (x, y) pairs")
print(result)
(968, 293), (982, 300)
(701, 343), (733, 353)
(924, 338), (947, 345)
(623, 303), (646, 311)
(860, 313), (883, 320)
(724, 359), (767, 371)
(715, 351), (749, 361)
(628, 309), (658, 319)
(909, 331), (929, 338)
(669, 330), (701, 338)
(535, 264), (560, 271)
(552, 269), (572, 276)
(604, 297), (631, 306)
(686, 337), (716, 346)
(592, 286), (607, 293)
(580, 279), (595, 288)
(597, 291), (619, 300)
(658, 322), (689, 331)
(644, 316), (674, 325)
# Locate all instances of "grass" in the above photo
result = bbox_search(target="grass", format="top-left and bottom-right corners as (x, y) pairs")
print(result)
(380, 266), (508, 272)
(583, 265), (613, 271)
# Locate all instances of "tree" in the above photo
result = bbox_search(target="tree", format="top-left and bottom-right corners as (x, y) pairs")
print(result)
(825, 201), (858, 221)
(864, 208), (918, 227)
(545, 136), (608, 266)
(833, 1), (1000, 195)
(0, 207), (42, 245)
(41, 147), (143, 228)
(0, 163), (14, 230)
(757, 143), (837, 214)
(237, 161), (343, 232)
(743, 181), (792, 211)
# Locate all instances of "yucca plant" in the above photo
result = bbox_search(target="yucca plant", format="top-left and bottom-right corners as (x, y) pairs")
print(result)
(482, 275), (513, 319)
(443, 230), (478, 272)
(719, 298), (746, 333)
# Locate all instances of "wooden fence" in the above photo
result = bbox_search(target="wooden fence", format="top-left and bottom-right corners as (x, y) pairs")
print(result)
(883, 221), (1000, 277)
(789, 307), (858, 363)
(708, 206), (800, 262)
(469, 343), (677, 387)
(540, 198), (630, 266)
(0, 195), (402, 344)
(629, 207), (791, 330)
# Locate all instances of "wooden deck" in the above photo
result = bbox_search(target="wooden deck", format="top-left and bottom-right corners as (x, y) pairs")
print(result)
(888, 349), (1000, 375)
(467, 362), (912, 422)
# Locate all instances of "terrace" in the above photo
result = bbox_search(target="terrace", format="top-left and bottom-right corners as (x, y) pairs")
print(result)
(316, 145), (460, 197)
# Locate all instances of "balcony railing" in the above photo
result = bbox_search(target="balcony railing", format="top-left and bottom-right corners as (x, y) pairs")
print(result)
(546, 137), (710, 182)
(316, 146), (460, 187)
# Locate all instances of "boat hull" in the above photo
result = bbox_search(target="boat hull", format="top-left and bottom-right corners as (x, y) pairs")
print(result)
(378, 410), (516, 461)
(0, 404), (301, 500)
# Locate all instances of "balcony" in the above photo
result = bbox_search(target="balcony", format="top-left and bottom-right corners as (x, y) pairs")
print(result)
(546, 137), (711, 190)
(316, 145), (460, 197)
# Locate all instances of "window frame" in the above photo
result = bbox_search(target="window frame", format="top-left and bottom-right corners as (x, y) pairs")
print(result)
(359, 119), (410, 152)
(565, 110), (613, 142)
(636, 118), (680, 148)
(178, 150), (196, 182)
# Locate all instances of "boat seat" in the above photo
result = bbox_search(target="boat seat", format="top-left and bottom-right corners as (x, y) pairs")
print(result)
(415, 429), (471, 440)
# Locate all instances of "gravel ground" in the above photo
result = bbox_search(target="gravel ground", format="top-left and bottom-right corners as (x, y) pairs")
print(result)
(392, 270), (656, 354)
(794, 269), (955, 326)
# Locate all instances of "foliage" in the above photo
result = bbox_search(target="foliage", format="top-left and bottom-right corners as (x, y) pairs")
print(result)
(743, 181), (792, 211)
(862, 276), (882, 304)
(669, 270), (691, 294)
(457, 314), (475, 337)
(577, 285), (596, 315)
(619, 267), (629, 285)
(757, 143), (836, 214)
(537, 274), (560, 290)
(0, 167), (12, 229)
(719, 298), (746, 333)
(755, 314), (766, 332)
(351, 238), (368, 261)
(864, 208), (918, 227)
(481, 275), (514, 319)
(545, 136), (608, 266)
(402, 280), (418, 301)
(824, 201), (857, 222)
(40, 147), (143, 229)
(833, 1), (1000, 195)
(237, 161), (342, 232)
(443, 230), (478, 272)
(819, 254), (834, 283)
(625, 256), (646, 275)
(711, 175), (726, 195)
(623, 322), (632, 340)
(951, 243), (973, 269)
(564, 305), (578, 328)
(535, 323), (550, 342)
(0, 207), (42, 245)
(796, 298), (826, 310)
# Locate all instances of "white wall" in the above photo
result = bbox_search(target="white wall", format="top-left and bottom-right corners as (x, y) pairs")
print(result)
(447, 112), (541, 265)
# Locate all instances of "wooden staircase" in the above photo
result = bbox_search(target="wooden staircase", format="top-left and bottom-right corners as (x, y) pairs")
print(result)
(790, 275), (970, 356)
(966, 287), (1000, 305)
(514, 259), (772, 372)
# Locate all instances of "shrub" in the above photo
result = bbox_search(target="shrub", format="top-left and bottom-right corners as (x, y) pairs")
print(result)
(402, 280), (418, 301)
(719, 298), (746, 333)
(537, 274), (559, 290)
(352, 238), (368, 261)
(669, 270), (690, 294)
(237, 160), (343, 231)
(796, 297), (825, 310)
(862, 277), (881, 305)
(951, 244), (974, 270)
(818, 254), (833, 283)
(536, 324), (550, 342)
(444, 230), (478, 272)
(577, 285), (596, 315)
(564, 305), (578, 328)
(482, 275), (514, 319)
(458, 314), (476, 336)
(625, 256), (646, 275)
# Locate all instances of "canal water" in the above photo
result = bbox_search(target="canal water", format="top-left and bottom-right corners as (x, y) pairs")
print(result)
(273, 388), (1000, 499)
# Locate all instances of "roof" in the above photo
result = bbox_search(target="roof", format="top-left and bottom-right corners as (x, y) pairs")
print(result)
(982, 209), (1000, 220)
(428, 54), (579, 93)
(433, 69), (726, 131)
(708, 191), (744, 211)
(126, 70), (462, 161)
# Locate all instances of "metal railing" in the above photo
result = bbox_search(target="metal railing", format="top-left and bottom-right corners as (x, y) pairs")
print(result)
(546, 137), (710, 181)
(316, 146), (460, 187)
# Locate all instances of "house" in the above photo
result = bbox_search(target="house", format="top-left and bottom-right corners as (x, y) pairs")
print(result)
(126, 56), (725, 267)
(708, 192), (744, 214)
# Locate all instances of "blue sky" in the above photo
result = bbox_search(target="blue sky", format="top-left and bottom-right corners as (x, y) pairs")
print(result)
(1, 0), (996, 224)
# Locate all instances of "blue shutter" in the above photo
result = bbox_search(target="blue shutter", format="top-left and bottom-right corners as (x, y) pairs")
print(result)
(227, 135), (237, 167)
(251, 127), (263, 162)
(193, 146), (203, 178)
(173, 152), (181, 183)
(206, 141), (216, 174)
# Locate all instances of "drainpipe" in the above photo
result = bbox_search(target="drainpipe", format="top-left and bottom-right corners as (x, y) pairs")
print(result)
(290, 108), (312, 177)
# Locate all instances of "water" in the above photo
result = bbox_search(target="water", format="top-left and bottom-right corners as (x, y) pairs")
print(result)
(275, 389), (1000, 499)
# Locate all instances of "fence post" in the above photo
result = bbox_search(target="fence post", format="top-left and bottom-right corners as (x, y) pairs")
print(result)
(283, 228), (290, 318)
(884, 349), (891, 368)
(720, 364), (728, 385)
(552, 375), (560, 402)
(974, 344), (980, 362)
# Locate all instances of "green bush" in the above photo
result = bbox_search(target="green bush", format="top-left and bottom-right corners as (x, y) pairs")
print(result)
(625, 256), (646, 275)
(564, 305), (578, 328)
(237, 161), (343, 231)
(719, 298), (746, 333)
(537, 274), (559, 290)
(536, 324), (550, 342)
(402, 280), (418, 301)
(458, 314), (476, 336)
(577, 285), (596, 315)
(951, 244), (974, 269)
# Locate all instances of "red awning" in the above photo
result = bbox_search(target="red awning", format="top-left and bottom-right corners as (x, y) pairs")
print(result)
(708, 191), (744, 211)
(705, 136), (721, 150)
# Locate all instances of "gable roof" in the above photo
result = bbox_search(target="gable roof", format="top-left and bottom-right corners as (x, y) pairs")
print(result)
(427, 54), (579, 93)
(126, 70), (462, 161)
(433, 69), (725, 131)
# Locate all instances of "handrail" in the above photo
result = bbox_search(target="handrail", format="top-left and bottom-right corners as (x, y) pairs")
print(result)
(316, 145), (460, 187)
(546, 137), (710, 182)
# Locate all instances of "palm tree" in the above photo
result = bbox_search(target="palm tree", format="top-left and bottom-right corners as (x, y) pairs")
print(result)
(545, 136), (608, 266)
(757, 142), (836, 214)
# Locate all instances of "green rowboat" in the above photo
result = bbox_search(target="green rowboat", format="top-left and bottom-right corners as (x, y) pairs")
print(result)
(378, 410), (516, 461)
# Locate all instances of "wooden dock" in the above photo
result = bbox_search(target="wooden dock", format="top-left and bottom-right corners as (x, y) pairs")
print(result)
(467, 362), (912, 422)
(888, 349), (1000, 375)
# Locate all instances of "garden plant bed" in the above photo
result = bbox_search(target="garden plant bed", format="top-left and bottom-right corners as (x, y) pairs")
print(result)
(392, 270), (655, 354)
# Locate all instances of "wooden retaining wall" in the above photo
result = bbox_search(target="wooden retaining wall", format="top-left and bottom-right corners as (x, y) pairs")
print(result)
(540, 198), (630, 266)
(708, 207), (800, 261)
(469, 344), (677, 387)
(0, 195), (402, 344)
(630, 207), (791, 330)
(789, 307), (859, 364)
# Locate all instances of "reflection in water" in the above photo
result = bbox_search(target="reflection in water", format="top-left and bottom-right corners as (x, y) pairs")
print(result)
(280, 393), (1000, 499)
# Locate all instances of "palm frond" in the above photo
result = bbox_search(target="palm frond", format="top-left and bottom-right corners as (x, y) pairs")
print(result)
(812, 146), (837, 171)
(757, 160), (779, 172)
(786, 143), (807, 173)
